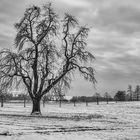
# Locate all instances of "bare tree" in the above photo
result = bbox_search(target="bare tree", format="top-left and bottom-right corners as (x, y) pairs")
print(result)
(104, 92), (109, 104)
(70, 96), (77, 107)
(42, 95), (48, 107)
(0, 3), (96, 115)
(135, 85), (140, 101)
(95, 93), (100, 105)
(127, 85), (133, 101)
(53, 82), (65, 107)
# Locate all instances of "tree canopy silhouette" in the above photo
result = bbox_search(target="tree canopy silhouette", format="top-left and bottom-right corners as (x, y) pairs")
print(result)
(0, 3), (96, 115)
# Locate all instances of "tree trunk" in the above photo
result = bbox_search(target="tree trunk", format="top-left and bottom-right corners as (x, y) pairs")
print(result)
(31, 98), (41, 115)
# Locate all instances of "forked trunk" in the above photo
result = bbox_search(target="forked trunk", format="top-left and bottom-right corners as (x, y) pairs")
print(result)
(31, 98), (41, 115)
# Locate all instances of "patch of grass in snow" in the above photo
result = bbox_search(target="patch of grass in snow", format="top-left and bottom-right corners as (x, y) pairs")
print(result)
(0, 131), (11, 136)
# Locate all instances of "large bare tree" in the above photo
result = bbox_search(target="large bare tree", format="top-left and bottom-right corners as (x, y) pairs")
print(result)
(0, 3), (96, 115)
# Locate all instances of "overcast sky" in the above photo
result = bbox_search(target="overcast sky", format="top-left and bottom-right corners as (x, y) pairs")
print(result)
(0, 0), (140, 96)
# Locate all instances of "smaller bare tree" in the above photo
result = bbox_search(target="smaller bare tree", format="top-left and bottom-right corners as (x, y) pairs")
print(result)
(53, 83), (65, 108)
(135, 85), (140, 101)
(95, 93), (100, 105)
(127, 85), (133, 101)
(104, 92), (109, 104)
(42, 95), (47, 107)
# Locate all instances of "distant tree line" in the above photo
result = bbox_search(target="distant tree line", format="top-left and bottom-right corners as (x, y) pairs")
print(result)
(0, 92), (31, 107)
(1, 84), (140, 108)
(113, 85), (140, 102)
(70, 93), (113, 104)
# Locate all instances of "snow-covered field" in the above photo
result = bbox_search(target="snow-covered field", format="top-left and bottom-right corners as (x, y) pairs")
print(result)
(0, 101), (140, 140)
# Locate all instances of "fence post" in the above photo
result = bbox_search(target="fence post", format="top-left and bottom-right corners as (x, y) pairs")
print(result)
(86, 100), (88, 106)
(1, 96), (3, 107)
(97, 97), (99, 105)
(74, 100), (76, 107)
(59, 99), (61, 107)
(24, 96), (26, 107)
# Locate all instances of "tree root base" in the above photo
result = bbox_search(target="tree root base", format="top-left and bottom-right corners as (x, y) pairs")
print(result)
(31, 111), (42, 116)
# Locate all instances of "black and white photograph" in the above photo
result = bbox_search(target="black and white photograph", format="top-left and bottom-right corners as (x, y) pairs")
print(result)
(0, 0), (140, 139)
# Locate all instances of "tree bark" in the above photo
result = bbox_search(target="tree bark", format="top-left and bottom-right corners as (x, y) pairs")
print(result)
(31, 98), (41, 115)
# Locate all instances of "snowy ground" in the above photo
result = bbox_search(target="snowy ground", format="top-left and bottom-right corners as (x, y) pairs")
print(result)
(0, 101), (140, 140)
